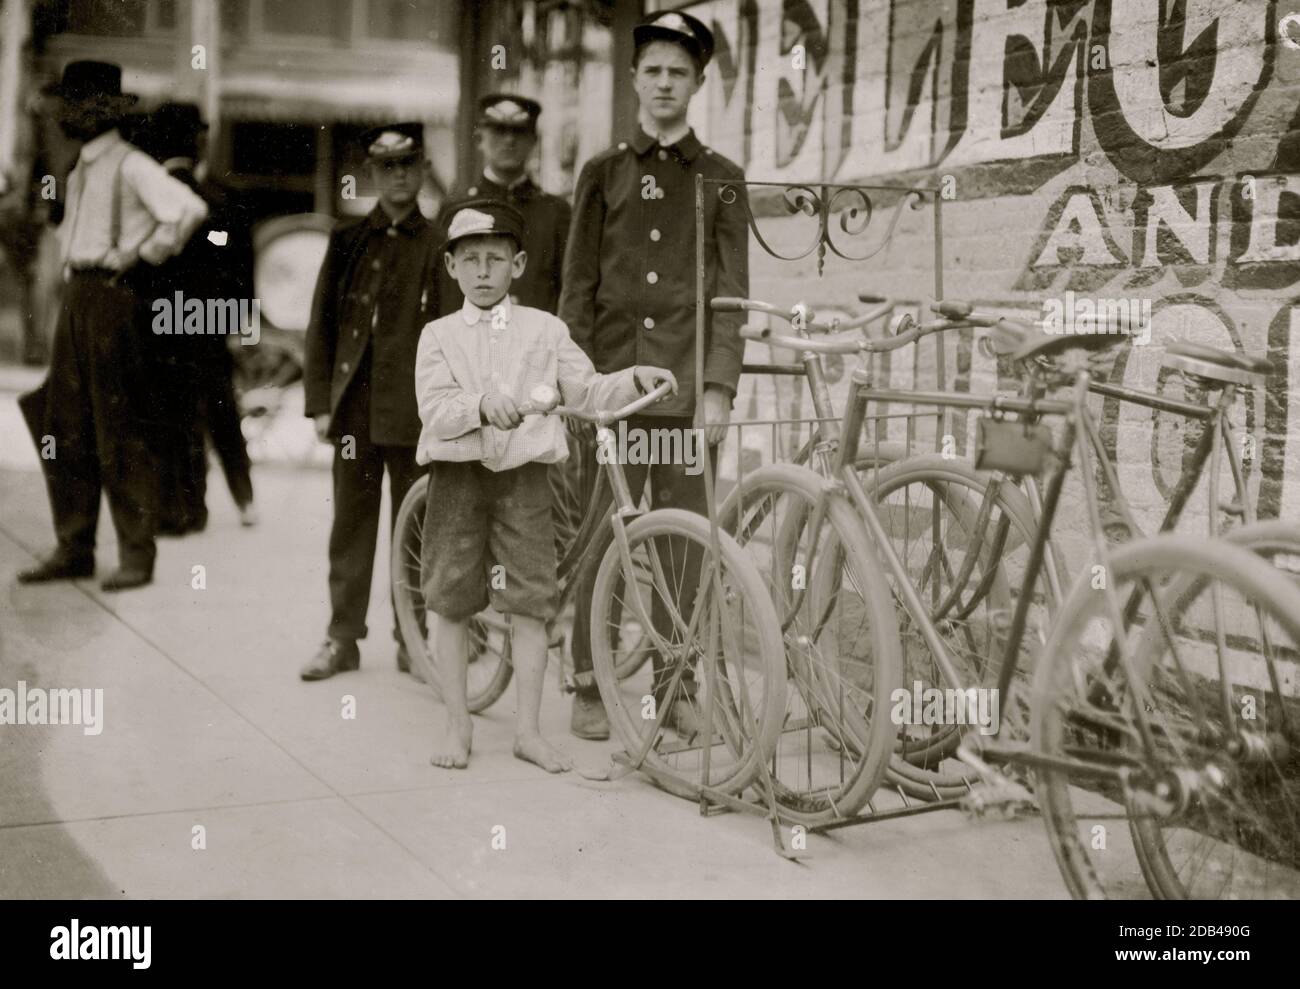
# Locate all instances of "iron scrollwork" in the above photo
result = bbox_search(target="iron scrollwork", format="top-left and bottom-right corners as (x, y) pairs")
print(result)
(715, 180), (931, 276)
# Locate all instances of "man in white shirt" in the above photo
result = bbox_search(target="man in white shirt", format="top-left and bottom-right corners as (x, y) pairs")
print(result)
(18, 61), (208, 592)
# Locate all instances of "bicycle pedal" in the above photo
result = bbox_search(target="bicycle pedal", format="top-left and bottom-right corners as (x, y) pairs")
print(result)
(959, 777), (1036, 819)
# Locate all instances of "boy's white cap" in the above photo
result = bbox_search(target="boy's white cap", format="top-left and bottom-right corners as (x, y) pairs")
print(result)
(442, 199), (525, 252)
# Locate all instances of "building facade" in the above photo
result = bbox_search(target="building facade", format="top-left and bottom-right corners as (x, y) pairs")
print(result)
(3, 0), (1297, 525)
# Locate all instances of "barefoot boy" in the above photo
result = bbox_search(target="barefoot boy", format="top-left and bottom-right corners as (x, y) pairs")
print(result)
(415, 199), (675, 772)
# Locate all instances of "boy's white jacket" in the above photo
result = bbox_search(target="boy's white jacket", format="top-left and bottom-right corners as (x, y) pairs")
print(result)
(414, 297), (639, 471)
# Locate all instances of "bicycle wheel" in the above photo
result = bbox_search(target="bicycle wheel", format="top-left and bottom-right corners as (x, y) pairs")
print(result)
(860, 454), (1057, 798)
(720, 463), (903, 825)
(563, 512), (658, 682)
(1033, 534), (1300, 899)
(390, 476), (513, 713)
(1221, 519), (1300, 576)
(588, 509), (787, 796)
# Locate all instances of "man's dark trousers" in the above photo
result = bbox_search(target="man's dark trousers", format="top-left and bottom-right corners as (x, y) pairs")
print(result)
(20, 270), (158, 571)
(569, 414), (714, 700)
(191, 339), (255, 512)
(326, 373), (421, 644)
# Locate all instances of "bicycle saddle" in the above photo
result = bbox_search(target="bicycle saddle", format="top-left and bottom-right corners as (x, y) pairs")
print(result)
(1011, 324), (1123, 361)
(1163, 339), (1272, 387)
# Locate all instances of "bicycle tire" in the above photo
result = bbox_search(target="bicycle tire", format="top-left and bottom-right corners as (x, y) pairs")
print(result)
(1033, 534), (1300, 899)
(719, 463), (904, 824)
(588, 509), (788, 796)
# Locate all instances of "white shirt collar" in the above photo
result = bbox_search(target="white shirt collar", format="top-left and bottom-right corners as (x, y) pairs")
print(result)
(460, 294), (512, 326)
(484, 166), (527, 190)
(79, 128), (123, 164)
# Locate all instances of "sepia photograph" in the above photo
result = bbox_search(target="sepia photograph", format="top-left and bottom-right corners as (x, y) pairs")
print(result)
(0, 0), (1295, 944)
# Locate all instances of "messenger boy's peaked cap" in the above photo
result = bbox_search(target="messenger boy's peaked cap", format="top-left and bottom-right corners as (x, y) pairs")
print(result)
(359, 122), (424, 162)
(478, 94), (542, 131)
(632, 10), (715, 68)
(443, 198), (526, 253)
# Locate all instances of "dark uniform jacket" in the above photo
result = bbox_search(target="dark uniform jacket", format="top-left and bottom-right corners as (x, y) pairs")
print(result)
(304, 205), (439, 446)
(435, 172), (570, 315)
(559, 128), (749, 418)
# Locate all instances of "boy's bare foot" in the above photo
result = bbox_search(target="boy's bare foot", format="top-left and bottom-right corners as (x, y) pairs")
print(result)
(513, 732), (572, 774)
(431, 716), (473, 769)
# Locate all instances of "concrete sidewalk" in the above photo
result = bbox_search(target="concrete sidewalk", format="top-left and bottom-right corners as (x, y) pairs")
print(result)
(0, 385), (1067, 898)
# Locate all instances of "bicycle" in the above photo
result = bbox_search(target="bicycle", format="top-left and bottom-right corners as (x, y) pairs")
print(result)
(718, 300), (1300, 897)
(729, 294), (1299, 803)
(391, 295), (902, 712)
(712, 295), (1049, 809)
(393, 380), (790, 797)
(864, 300), (1300, 799)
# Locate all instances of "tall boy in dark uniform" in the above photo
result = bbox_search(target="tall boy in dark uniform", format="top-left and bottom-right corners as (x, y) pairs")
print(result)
(436, 94), (569, 315)
(300, 124), (440, 680)
(560, 11), (750, 739)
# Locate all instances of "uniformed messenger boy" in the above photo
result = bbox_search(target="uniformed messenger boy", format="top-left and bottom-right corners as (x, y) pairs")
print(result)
(559, 10), (750, 740)
(415, 199), (675, 772)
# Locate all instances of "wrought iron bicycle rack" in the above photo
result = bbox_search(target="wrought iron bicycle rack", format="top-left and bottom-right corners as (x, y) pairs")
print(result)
(673, 175), (982, 856)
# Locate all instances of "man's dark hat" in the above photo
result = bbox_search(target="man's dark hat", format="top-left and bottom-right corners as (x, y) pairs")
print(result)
(43, 60), (138, 104)
(151, 102), (208, 138)
(633, 10), (715, 68)
(359, 122), (424, 162)
(477, 94), (541, 132)
(442, 197), (526, 253)
(134, 102), (206, 160)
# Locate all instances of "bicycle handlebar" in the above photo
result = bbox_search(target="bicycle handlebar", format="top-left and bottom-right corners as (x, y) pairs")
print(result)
(738, 314), (956, 355)
(928, 299), (1143, 337)
(711, 295), (894, 335)
(516, 380), (675, 426)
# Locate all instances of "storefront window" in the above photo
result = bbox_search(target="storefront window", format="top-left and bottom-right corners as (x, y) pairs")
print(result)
(220, 0), (352, 43)
(231, 121), (317, 179)
(66, 0), (147, 36)
(364, 0), (456, 44)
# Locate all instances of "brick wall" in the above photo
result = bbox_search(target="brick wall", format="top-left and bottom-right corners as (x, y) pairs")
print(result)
(682, 0), (1299, 534)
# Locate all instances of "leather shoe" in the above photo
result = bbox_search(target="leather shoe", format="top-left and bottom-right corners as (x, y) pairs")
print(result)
(17, 555), (94, 584)
(101, 567), (153, 592)
(570, 690), (610, 740)
(300, 639), (360, 681)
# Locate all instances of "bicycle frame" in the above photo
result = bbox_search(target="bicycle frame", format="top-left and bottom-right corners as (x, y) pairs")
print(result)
(782, 348), (1217, 783)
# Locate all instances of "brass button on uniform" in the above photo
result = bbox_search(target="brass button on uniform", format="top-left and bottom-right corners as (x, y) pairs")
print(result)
(385, 227), (397, 238)
(657, 149), (668, 161)
(650, 229), (661, 242)
(646, 271), (658, 285)
(643, 317), (655, 329)
(341, 361), (350, 373)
